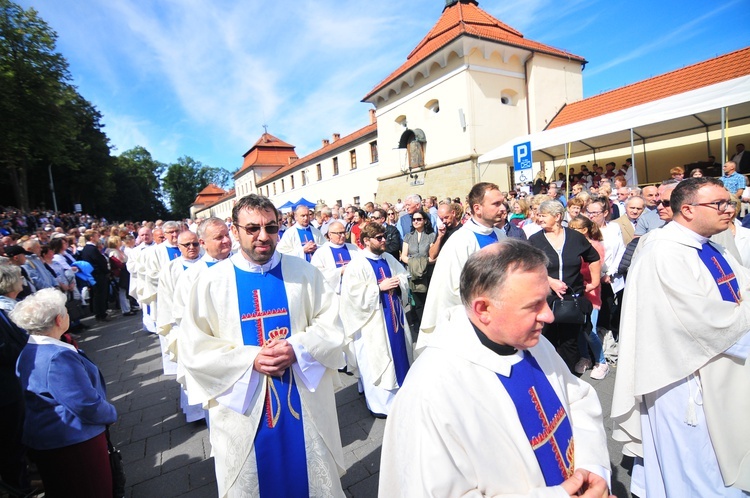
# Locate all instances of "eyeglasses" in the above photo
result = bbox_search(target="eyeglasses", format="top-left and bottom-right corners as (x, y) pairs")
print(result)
(585, 210), (603, 216)
(656, 199), (671, 208)
(387, 212), (395, 215)
(328, 231), (346, 236)
(372, 235), (386, 241)
(179, 242), (200, 248)
(690, 200), (730, 212)
(164, 230), (179, 235)
(412, 218), (424, 222)
(234, 223), (280, 235)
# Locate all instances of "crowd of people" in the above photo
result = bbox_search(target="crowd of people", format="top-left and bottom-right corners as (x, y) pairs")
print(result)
(1, 154), (749, 497)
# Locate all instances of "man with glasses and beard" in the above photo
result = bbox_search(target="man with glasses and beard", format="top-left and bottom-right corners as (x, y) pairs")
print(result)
(180, 194), (346, 497)
(341, 222), (413, 418)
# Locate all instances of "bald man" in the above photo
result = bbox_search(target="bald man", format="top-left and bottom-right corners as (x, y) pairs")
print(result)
(277, 205), (325, 262)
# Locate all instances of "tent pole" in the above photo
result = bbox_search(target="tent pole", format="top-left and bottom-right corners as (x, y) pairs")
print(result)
(565, 143), (570, 199)
(721, 107), (727, 162)
(630, 128), (636, 184)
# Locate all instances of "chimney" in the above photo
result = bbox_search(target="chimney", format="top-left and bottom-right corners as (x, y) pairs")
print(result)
(332, 133), (340, 142)
(369, 109), (376, 124)
(322, 139), (330, 147)
(288, 156), (298, 165)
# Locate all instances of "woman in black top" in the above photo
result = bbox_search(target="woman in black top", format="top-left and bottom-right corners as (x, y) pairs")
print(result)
(529, 200), (601, 373)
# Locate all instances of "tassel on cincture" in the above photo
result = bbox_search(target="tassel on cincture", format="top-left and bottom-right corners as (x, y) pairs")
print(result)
(684, 396), (698, 427)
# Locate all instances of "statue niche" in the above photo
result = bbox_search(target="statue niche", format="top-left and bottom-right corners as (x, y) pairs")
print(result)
(398, 128), (427, 170)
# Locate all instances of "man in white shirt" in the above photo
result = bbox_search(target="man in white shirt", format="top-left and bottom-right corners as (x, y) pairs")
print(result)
(380, 240), (611, 497)
(613, 177), (750, 496)
(418, 182), (506, 350)
(276, 205), (325, 262)
(179, 194), (346, 497)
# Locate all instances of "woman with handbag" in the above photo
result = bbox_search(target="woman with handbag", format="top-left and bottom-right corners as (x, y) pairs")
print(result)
(528, 201), (601, 374)
(400, 209), (436, 339)
(11, 289), (117, 497)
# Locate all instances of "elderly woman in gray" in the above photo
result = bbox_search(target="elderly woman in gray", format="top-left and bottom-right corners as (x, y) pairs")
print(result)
(12, 289), (117, 497)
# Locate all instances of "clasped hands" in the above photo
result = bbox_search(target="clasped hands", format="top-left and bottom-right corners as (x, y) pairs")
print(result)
(253, 338), (296, 377)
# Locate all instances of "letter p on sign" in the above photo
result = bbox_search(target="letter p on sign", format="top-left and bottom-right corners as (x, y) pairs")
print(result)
(513, 142), (532, 172)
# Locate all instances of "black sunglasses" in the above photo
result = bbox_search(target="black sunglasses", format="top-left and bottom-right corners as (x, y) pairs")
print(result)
(657, 199), (670, 208)
(179, 242), (200, 248)
(234, 223), (280, 235)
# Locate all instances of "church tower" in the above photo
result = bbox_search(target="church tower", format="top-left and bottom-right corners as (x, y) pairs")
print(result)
(363, 0), (586, 197)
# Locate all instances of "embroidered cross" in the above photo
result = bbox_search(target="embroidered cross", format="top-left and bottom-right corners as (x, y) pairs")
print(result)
(528, 387), (574, 480)
(335, 252), (347, 267)
(377, 266), (400, 333)
(241, 289), (288, 345)
(711, 257), (741, 303)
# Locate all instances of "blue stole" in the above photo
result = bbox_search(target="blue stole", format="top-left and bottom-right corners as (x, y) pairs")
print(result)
(474, 230), (499, 248)
(698, 242), (741, 303)
(205, 260), (218, 268)
(497, 351), (574, 486)
(166, 246), (180, 261)
(366, 258), (410, 385)
(234, 261), (309, 497)
(330, 245), (352, 268)
(297, 227), (314, 262)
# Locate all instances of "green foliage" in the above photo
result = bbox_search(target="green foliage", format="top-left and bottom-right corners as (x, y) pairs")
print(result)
(0, 0), (74, 210)
(162, 156), (230, 218)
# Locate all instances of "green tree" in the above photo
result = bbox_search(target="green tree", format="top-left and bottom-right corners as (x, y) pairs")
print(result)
(162, 156), (230, 218)
(110, 146), (169, 221)
(0, 0), (74, 211)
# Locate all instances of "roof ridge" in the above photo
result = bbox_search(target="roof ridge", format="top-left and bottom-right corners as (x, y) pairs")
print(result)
(547, 46), (750, 129)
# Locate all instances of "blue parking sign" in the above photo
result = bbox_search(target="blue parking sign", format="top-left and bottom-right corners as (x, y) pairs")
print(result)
(513, 142), (532, 172)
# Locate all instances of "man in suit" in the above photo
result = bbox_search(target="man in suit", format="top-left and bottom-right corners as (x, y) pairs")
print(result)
(614, 196), (645, 246)
(731, 143), (750, 174)
(79, 229), (112, 322)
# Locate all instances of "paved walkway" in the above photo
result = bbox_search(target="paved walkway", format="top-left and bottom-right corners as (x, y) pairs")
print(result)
(78, 313), (633, 498)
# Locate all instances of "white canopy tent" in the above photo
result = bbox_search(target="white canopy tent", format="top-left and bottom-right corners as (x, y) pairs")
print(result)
(478, 75), (750, 185)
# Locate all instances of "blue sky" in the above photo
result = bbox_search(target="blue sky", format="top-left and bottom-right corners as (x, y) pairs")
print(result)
(17, 0), (750, 175)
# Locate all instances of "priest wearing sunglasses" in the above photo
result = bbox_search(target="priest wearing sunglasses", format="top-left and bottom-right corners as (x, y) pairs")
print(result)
(179, 194), (347, 497)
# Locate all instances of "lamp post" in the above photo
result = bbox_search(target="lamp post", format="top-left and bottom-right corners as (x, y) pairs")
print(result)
(48, 163), (58, 213)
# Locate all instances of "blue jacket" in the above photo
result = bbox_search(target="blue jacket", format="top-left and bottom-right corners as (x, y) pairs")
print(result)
(16, 337), (117, 449)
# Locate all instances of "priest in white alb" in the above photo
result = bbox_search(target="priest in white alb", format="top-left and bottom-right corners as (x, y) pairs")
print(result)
(127, 226), (156, 332)
(340, 222), (413, 417)
(179, 194), (346, 497)
(612, 177), (750, 497)
(172, 217), (233, 422)
(418, 182), (506, 350)
(276, 205), (325, 262)
(156, 230), (201, 376)
(380, 240), (611, 497)
(310, 220), (358, 294)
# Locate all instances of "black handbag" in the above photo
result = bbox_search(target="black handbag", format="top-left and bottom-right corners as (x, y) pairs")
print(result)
(65, 292), (84, 322)
(551, 294), (590, 324)
(106, 428), (126, 498)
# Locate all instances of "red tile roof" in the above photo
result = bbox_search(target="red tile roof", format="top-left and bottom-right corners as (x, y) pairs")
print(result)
(363, 0), (585, 101)
(547, 46), (750, 129)
(258, 122), (377, 186)
(235, 132), (298, 179)
(199, 189), (236, 211)
(192, 184), (226, 206)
